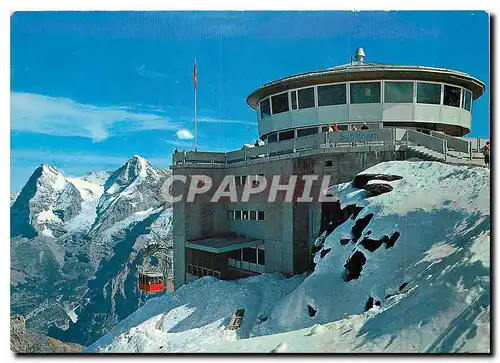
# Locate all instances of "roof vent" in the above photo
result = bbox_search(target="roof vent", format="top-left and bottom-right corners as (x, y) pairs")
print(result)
(354, 47), (366, 62)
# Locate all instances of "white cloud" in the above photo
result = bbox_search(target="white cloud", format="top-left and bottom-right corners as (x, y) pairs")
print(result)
(176, 129), (194, 140)
(10, 92), (179, 142)
(11, 149), (132, 166)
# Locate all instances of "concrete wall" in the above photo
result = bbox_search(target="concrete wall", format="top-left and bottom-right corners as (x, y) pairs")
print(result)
(172, 166), (231, 288)
(172, 149), (408, 289)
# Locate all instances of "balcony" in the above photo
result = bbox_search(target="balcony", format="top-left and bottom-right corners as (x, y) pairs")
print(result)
(171, 128), (485, 168)
(172, 128), (398, 167)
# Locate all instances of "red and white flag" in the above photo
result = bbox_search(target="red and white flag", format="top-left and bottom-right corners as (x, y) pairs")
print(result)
(193, 57), (197, 90)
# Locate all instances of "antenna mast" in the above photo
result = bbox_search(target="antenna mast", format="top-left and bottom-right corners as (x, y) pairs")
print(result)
(193, 57), (198, 151)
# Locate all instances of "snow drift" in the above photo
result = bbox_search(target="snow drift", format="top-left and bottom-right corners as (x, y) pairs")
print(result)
(87, 160), (490, 353)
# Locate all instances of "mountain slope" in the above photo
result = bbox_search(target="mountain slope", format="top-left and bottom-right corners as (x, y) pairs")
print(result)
(10, 156), (173, 347)
(86, 160), (490, 353)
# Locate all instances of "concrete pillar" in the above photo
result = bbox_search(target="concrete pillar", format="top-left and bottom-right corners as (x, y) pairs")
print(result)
(264, 239), (274, 273)
(282, 203), (294, 274)
(173, 234), (186, 289)
(309, 202), (321, 251)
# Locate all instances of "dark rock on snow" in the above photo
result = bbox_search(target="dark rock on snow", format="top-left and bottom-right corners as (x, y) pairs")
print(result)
(352, 173), (403, 189)
(363, 183), (394, 197)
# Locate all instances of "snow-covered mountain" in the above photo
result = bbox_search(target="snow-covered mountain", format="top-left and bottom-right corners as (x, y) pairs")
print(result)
(11, 164), (81, 239)
(10, 155), (173, 347)
(87, 160), (490, 353)
(90, 155), (169, 236)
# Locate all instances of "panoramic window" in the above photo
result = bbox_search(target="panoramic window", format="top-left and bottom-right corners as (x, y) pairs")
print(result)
(227, 210), (234, 220)
(416, 82), (441, 105)
(443, 85), (461, 107)
(228, 249), (241, 261)
(463, 90), (472, 111)
(271, 92), (289, 114)
(279, 130), (295, 141)
(298, 87), (315, 109)
(258, 249), (265, 265)
(235, 210), (242, 220)
(243, 248), (257, 264)
(242, 210), (249, 220)
(258, 211), (265, 221)
(291, 90), (298, 110)
(297, 127), (318, 138)
(350, 82), (381, 104)
(318, 84), (346, 106)
(260, 98), (271, 118)
(267, 133), (278, 143)
(384, 82), (414, 103)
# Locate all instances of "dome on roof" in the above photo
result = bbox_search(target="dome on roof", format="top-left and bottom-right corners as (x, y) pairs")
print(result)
(355, 47), (366, 62)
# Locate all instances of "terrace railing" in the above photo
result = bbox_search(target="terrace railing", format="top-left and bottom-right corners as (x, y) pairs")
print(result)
(186, 264), (222, 279)
(173, 128), (397, 166)
(430, 131), (471, 158)
(405, 129), (448, 156)
(462, 137), (490, 153)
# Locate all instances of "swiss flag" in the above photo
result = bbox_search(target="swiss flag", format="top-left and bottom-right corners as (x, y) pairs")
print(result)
(193, 57), (197, 90)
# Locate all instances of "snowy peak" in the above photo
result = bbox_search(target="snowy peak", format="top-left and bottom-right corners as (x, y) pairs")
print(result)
(103, 155), (151, 195)
(11, 163), (70, 238)
(91, 155), (170, 234)
(40, 163), (60, 176)
(39, 164), (68, 192)
(10, 163), (105, 238)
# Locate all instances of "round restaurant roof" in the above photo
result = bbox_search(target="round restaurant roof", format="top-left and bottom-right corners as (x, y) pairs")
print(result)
(246, 59), (485, 110)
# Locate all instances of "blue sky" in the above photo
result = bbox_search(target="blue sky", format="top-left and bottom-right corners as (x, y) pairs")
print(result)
(11, 11), (490, 191)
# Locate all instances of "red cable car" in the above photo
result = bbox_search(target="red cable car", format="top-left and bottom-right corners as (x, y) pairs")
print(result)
(138, 271), (164, 293)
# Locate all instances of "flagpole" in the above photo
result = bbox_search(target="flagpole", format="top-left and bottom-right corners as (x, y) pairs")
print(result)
(193, 57), (197, 152)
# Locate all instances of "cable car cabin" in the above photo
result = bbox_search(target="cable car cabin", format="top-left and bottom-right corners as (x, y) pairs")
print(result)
(138, 272), (164, 293)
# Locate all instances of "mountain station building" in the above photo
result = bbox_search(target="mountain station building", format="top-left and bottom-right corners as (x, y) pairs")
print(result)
(170, 48), (488, 290)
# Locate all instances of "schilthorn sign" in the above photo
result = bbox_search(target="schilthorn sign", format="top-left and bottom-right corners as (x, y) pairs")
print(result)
(338, 131), (380, 141)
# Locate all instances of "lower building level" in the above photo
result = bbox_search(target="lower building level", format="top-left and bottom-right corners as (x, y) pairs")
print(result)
(170, 127), (488, 289)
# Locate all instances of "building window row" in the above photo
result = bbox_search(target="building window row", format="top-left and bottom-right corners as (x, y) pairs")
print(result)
(228, 245), (265, 273)
(259, 81), (473, 118)
(234, 174), (264, 186)
(227, 210), (265, 221)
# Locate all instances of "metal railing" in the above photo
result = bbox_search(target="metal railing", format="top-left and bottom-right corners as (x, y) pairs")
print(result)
(172, 127), (487, 167)
(430, 131), (471, 159)
(187, 264), (222, 279)
(173, 129), (396, 166)
(462, 137), (490, 153)
(405, 129), (448, 157)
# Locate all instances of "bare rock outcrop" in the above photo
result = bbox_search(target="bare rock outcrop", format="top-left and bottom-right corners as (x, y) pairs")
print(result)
(11, 315), (83, 353)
